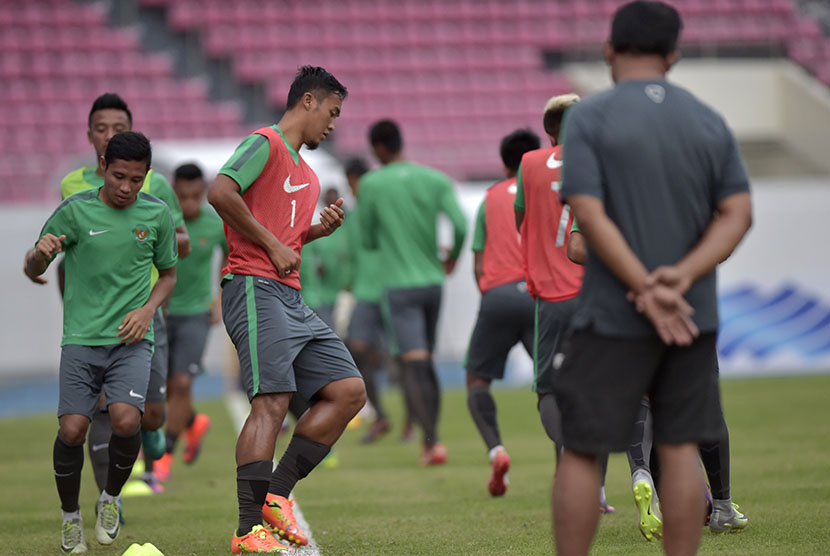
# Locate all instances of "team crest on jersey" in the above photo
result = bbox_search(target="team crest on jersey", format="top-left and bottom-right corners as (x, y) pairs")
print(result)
(200, 236), (209, 247)
(134, 227), (149, 242)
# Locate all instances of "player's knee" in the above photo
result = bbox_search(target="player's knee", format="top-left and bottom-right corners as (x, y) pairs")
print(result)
(340, 377), (367, 416)
(110, 408), (141, 436)
(59, 415), (89, 444)
(140, 403), (165, 430)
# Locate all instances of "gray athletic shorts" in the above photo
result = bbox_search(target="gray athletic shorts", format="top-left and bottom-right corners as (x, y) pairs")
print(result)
(466, 280), (535, 381)
(146, 310), (168, 403)
(347, 300), (386, 350)
(386, 285), (442, 355)
(313, 304), (335, 331)
(58, 341), (153, 420)
(221, 274), (361, 402)
(534, 296), (578, 396)
(553, 330), (723, 454)
(167, 312), (211, 376)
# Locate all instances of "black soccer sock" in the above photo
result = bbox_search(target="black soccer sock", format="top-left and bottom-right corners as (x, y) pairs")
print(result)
(402, 360), (440, 447)
(186, 412), (196, 429)
(165, 431), (178, 455)
(54, 434), (84, 512)
(237, 460), (273, 535)
(649, 442), (661, 494)
(353, 350), (385, 420)
(288, 395), (310, 422)
(699, 414), (731, 500)
(87, 408), (111, 492)
(467, 384), (501, 451)
(598, 453), (609, 487)
(144, 448), (154, 473)
(626, 398), (653, 475)
(269, 434), (331, 498)
(537, 393), (564, 458)
(105, 428), (141, 496)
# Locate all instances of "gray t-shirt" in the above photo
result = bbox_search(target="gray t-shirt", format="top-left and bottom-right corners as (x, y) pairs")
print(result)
(561, 79), (750, 338)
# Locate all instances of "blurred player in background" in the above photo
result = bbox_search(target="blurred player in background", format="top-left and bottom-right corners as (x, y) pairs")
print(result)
(360, 119), (467, 465)
(553, 2), (753, 554)
(154, 162), (228, 483)
(24, 132), (177, 552)
(208, 65), (365, 554)
(340, 157), (393, 443)
(465, 129), (539, 496)
(300, 187), (349, 330)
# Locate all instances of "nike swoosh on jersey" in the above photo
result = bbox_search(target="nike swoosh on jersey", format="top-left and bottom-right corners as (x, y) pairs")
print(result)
(284, 176), (310, 193)
(128, 389), (145, 400)
(89, 229), (109, 236)
(546, 153), (563, 169)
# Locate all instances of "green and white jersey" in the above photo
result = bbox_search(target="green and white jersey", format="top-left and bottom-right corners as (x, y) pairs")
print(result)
(167, 206), (228, 315)
(37, 188), (178, 346)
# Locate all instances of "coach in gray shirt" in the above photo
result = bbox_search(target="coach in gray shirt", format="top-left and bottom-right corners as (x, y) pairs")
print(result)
(551, 2), (753, 555)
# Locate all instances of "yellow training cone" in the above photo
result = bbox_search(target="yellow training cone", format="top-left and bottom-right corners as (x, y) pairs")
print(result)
(121, 544), (144, 556)
(121, 479), (154, 498)
(140, 543), (165, 555)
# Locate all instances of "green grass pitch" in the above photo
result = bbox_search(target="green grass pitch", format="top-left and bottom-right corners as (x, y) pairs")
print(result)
(1, 375), (828, 555)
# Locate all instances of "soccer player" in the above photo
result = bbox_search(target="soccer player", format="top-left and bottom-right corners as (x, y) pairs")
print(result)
(208, 66), (365, 554)
(359, 119), (467, 465)
(154, 163), (228, 483)
(24, 131), (177, 552)
(54, 93), (191, 496)
(302, 187), (349, 330)
(513, 93), (583, 453)
(552, 3), (753, 555)
(340, 157), (391, 443)
(465, 129), (540, 495)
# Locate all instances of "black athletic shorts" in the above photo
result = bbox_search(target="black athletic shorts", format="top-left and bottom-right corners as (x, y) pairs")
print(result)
(553, 329), (723, 455)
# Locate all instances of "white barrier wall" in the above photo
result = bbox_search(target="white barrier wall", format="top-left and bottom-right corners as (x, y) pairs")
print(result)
(1, 179), (827, 380)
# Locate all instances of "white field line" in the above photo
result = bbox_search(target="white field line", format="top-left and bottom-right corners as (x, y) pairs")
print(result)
(225, 389), (322, 556)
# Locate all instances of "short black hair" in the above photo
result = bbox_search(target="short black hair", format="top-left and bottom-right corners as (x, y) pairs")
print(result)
(369, 119), (402, 153)
(174, 162), (204, 182)
(344, 157), (369, 178)
(500, 129), (541, 173)
(88, 93), (132, 128)
(611, 1), (682, 57)
(104, 131), (151, 170)
(285, 66), (348, 109)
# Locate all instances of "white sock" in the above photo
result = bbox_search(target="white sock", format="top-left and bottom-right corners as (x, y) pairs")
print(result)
(62, 509), (81, 522)
(488, 445), (505, 462)
(631, 468), (652, 488)
(713, 497), (733, 511)
(98, 490), (116, 504)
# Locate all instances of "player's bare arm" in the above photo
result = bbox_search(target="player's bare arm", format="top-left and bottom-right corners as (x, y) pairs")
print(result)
(567, 230), (587, 265)
(568, 194), (698, 345)
(24, 233), (66, 284)
(208, 173), (299, 275)
(306, 198), (345, 243)
(176, 225), (192, 259)
(118, 266), (176, 344)
(647, 192), (752, 295)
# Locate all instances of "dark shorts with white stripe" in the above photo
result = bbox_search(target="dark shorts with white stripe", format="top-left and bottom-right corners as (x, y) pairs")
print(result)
(58, 341), (154, 419)
(533, 296), (579, 396)
(221, 274), (361, 403)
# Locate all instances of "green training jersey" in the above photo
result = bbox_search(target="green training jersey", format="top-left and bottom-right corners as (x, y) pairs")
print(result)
(342, 204), (382, 303)
(167, 206), (228, 315)
(359, 161), (467, 289)
(37, 188), (178, 346)
(471, 198), (486, 252)
(299, 242), (322, 309)
(311, 221), (349, 306)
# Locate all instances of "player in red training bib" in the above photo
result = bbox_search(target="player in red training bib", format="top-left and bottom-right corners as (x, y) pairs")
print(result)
(208, 66), (366, 554)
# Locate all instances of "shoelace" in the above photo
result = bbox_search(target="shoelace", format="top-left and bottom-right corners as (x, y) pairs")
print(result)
(63, 520), (82, 546)
(100, 502), (119, 530)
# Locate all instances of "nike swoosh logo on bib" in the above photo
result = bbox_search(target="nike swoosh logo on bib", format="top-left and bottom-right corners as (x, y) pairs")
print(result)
(546, 153), (563, 169)
(284, 176), (310, 193)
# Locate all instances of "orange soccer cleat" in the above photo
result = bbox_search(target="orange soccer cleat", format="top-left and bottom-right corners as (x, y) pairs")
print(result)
(231, 525), (291, 554)
(183, 413), (211, 464)
(262, 494), (309, 547)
